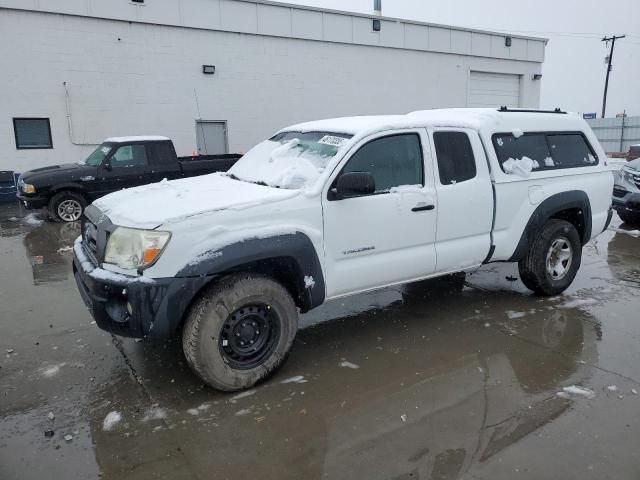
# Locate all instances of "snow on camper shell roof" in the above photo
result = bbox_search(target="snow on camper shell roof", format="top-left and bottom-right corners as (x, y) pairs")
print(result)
(281, 108), (587, 138)
(103, 135), (170, 143)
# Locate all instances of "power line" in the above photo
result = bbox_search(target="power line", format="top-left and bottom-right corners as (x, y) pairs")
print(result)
(601, 35), (626, 118)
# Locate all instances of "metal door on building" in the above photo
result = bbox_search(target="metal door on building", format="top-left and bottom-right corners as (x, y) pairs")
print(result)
(468, 71), (521, 108)
(196, 121), (228, 155)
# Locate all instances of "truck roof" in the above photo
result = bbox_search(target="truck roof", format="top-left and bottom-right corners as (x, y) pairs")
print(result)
(103, 135), (170, 143)
(283, 108), (589, 137)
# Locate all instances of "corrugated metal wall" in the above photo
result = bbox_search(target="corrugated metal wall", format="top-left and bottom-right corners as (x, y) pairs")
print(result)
(586, 116), (640, 153)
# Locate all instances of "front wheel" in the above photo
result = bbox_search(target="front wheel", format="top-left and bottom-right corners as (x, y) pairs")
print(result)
(182, 273), (298, 391)
(48, 191), (86, 222)
(518, 219), (582, 296)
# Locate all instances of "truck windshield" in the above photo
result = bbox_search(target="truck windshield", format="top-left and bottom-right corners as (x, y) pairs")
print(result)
(228, 131), (353, 189)
(79, 144), (112, 166)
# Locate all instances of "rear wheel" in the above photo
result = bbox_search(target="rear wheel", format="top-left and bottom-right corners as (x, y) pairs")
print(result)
(617, 210), (640, 227)
(48, 191), (86, 222)
(182, 273), (298, 391)
(518, 219), (582, 296)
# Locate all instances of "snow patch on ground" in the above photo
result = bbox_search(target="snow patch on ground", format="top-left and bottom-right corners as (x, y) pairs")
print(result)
(339, 361), (360, 369)
(103, 411), (122, 431)
(611, 227), (640, 237)
(559, 298), (598, 309)
(607, 385), (618, 392)
(506, 310), (526, 319)
(187, 408), (200, 416)
(281, 375), (307, 384)
(234, 408), (253, 417)
(23, 213), (44, 226)
(230, 390), (256, 402)
(142, 407), (168, 422)
(561, 385), (595, 399)
(39, 363), (65, 378)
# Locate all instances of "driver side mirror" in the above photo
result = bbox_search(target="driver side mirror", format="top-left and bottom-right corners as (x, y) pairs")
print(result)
(334, 172), (375, 199)
(102, 161), (112, 172)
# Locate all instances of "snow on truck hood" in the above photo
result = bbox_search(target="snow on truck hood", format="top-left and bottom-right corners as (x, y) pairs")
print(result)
(93, 173), (299, 229)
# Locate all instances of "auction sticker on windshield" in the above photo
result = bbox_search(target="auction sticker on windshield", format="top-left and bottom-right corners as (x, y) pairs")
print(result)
(318, 135), (347, 147)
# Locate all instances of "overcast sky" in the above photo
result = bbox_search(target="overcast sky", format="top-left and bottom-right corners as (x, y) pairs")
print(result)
(289, 0), (640, 116)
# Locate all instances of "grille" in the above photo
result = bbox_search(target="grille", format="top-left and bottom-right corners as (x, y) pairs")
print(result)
(621, 168), (640, 190)
(82, 219), (99, 260)
(613, 186), (627, 198)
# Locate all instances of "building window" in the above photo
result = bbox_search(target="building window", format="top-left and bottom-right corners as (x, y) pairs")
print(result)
(13, 118), (53, 149)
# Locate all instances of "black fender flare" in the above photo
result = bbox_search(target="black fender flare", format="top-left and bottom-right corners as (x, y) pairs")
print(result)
(508, 190), (592, 262)
(176, 232), (325, 312)
(50, 183), (90, 201)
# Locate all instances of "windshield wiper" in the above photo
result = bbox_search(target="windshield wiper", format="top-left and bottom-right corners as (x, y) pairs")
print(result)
(227, 173), (270, 187)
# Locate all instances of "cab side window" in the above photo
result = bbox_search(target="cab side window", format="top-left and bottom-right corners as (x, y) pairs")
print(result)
(341, 133), (423, 193)
(110, 145), (148, 168)
(433, 131), (477, 185)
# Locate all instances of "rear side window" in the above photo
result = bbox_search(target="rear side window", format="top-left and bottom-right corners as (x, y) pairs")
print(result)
(151, 142), (176, 165)
(493, 132), (597, 172)
(341, 133), (423, 193)
(493, 133), (551, 168)
(433, 132), (477, 185)
(547, 134), (597, 167)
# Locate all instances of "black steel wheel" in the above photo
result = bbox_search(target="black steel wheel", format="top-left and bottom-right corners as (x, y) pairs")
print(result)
(219, 304), (281, 370)
(182, 273), (298, 391)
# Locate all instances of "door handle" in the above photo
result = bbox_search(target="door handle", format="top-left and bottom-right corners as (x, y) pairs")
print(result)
(412, 204), (435, 212)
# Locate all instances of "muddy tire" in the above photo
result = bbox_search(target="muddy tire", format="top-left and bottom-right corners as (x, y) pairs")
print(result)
(182, 273), (298, 391)
(48, 190), (86, 222)
(617, 210), (640, 227)
(518, 219), (582, 296)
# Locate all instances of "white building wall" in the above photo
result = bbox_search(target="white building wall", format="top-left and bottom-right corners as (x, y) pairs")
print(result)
(0, 2), (545, 172)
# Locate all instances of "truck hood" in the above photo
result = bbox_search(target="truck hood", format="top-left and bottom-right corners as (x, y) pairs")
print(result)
(20, 163), (97, 186)
(93, 173), (300, 229)
(626, 158), (640, 171)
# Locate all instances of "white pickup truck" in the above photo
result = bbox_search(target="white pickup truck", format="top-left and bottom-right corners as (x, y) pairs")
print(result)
(72, 108), (613, 391)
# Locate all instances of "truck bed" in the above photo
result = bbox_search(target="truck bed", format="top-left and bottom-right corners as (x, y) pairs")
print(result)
(178, 154), (241, 176)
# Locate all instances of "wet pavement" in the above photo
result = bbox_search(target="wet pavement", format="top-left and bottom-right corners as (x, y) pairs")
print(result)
(1, 202), (640, 480)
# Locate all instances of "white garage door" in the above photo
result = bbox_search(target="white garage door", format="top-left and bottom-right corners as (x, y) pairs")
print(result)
(468, 71), (521, 108)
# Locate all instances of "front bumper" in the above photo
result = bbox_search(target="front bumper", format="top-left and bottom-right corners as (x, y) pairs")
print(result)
(16, 192), (48, 209)
(612, 191), (640, 215)
(72, 242), (210, 339)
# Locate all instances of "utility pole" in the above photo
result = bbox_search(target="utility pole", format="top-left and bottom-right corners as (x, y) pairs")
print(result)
(601, 35), (625, 118)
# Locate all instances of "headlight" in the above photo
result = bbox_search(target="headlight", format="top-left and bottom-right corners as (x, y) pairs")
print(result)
(23, 183), (36, 194)
(104, 227), (171, 270)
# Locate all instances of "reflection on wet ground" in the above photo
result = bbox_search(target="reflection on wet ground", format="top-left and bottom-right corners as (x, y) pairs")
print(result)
(1, 202), (640, 479)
